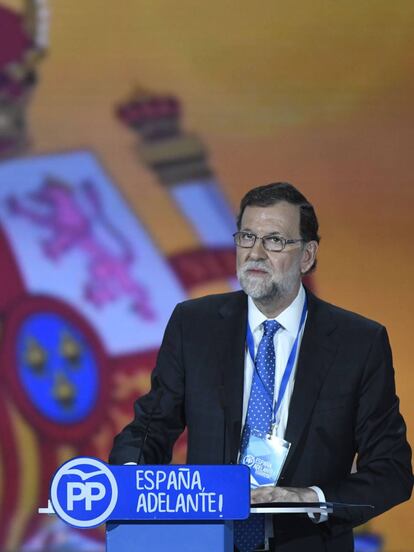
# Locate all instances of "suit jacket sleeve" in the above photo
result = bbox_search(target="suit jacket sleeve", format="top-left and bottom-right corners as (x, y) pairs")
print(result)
(109, 303), (186, 465)
(321, 325), (413, 532)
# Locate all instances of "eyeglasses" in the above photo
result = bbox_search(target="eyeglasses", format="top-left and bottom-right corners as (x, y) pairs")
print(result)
(233, 231), (304, 252)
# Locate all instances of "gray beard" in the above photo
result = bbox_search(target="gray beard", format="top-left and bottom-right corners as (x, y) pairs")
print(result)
(237, 262), (300, 304)
(238, 271), (280, 302)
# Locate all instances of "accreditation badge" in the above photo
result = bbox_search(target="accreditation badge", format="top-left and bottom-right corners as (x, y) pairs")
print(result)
(240, 430), (291, 488)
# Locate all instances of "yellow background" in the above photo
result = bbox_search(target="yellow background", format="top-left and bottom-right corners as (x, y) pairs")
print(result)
(5, 1), (414, 549)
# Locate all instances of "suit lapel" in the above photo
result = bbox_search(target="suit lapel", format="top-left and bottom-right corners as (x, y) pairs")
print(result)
(214, 291), (247, 463)
(281, 291), (339, 478)
(211, 290), (338, 470)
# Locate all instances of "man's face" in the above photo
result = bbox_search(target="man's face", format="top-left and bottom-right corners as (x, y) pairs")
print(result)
(236, 202), (316, 305)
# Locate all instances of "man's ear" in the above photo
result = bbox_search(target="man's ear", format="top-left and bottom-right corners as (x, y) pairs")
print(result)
(301, 241), (318, 274)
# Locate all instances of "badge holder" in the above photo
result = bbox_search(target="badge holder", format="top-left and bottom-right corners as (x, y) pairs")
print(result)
(240, 427), (290, 488)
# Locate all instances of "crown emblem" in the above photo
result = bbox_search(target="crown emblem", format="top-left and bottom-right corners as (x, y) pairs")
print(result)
(0, 0), (48, 157)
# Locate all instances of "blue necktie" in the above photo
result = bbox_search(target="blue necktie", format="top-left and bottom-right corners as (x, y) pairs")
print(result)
(234, 320), (281, 552)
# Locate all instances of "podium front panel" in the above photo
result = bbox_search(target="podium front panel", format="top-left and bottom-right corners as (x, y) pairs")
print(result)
(107, 520), (234, 552)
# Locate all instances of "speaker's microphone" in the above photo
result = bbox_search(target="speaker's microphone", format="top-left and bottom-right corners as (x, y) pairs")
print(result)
(137, 384), (164, 465)
(218, 385), (231, 464)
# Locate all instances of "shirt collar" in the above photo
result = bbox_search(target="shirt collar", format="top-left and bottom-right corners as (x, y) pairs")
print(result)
(248, 284), (306, 338)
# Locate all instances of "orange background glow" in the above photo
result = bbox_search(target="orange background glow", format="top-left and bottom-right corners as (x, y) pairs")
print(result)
(2, 1), (414, 549)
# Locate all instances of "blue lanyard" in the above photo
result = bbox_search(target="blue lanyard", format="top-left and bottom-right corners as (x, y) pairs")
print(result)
(246, 297), (307, 426)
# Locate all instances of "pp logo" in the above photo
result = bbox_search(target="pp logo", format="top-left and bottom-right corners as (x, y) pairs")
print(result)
(243, 455), (255, 468)
(50, 457), (118, 527)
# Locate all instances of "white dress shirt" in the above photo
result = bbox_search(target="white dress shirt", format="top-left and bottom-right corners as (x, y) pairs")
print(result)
(242, 284), (327, 525)
(242, 285), (307, 437)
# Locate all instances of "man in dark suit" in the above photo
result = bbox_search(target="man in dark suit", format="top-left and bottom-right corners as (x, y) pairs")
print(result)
(110, 183), (413, 551)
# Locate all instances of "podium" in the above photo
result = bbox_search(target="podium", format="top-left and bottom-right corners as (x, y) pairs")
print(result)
(39, 457), (351, 552)
(40, 458), (249, 552)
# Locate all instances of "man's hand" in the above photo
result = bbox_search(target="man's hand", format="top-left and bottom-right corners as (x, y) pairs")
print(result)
(251, 486), (318, 504)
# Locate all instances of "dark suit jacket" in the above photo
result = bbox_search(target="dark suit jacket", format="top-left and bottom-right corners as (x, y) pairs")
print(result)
(110, 289), (413, 552)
